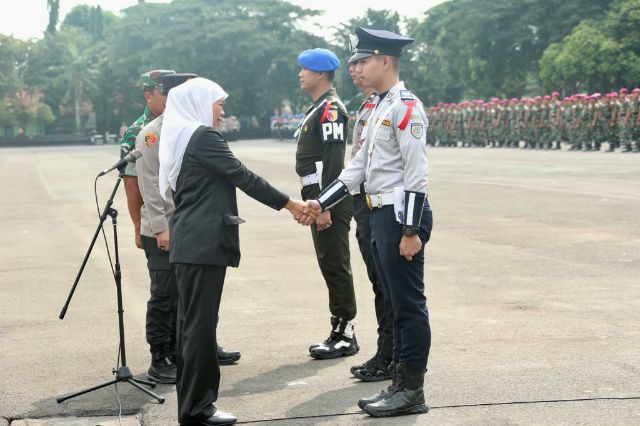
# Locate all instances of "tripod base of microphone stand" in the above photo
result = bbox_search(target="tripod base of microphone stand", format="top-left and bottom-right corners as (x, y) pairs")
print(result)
(56, 366), (166, 404)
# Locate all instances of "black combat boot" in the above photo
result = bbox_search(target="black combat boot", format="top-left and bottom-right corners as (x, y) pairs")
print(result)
(217, 345), (241, 365)
(357, 362), (398, 409)
(309, 318), (359, 360)
(148, 346), (177, 384)
(350, 350), (379, 375)
(353, 357), (392, 382)
(362, 362), (429, 417)
(308, 316), (340, 352)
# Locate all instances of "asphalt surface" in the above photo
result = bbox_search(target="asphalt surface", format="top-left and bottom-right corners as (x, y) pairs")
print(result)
(1, 141), (639, 425)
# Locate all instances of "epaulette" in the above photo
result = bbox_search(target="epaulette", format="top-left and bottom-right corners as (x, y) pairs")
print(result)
(400, 89), (414, 101)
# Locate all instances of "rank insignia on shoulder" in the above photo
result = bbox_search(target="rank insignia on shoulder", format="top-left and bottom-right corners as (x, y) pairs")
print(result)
(410, 123), (424, 139)
(144, 131), (159, 147)
(400, 90), (414, 101)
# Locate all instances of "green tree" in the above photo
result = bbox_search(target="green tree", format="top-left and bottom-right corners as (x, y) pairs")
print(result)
(0, 35), (30, 99)
(332, 9), (402, 110)
(410, 0), (614, 102)
(106, 0), (323, 130)
(47, 0), (60, 34)
(539, 0), (640, 93)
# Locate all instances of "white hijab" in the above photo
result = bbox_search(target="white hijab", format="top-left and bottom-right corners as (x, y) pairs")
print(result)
(159, 77), (228, 198)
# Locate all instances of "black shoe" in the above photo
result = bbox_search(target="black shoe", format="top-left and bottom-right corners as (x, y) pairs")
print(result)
(181, 408), (237, 425)
(147, 356), (177, 384)
(362, 363), (429, 418)
(353, 358), (392, 382)
(363, 388), (429, 417)
(350, 354), (378, 375)
(309, 316), (340, 352)
(217, 345), (241, 365)
(310, 319), (358, 360)
(357, 362), (398, 409)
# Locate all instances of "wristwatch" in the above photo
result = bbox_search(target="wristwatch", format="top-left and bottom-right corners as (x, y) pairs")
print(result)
(402, 226), (419, 237)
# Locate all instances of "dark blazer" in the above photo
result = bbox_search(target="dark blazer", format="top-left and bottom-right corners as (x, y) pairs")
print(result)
(169, 126), (289, 267)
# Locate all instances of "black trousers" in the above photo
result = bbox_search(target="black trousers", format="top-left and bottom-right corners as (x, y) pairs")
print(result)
(370, 203), (433, 373)
(353, 193), (393, 360)
(141, 236), (178, 355)
(174, 263), (226, 424)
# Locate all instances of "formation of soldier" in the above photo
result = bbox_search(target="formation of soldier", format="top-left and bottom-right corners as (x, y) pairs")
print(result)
(270, 113), (305, 139)
(427, 88), (640, 152)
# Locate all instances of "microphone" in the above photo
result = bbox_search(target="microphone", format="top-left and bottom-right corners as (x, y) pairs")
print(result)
(98, 150), (143, 177)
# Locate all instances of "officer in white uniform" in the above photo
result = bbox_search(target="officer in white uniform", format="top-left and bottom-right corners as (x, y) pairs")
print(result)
(311, 27), (433, 418)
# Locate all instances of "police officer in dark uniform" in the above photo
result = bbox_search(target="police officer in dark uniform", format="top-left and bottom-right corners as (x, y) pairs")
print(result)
(308, 28), (433, 417)
(295, 48), (358, 360)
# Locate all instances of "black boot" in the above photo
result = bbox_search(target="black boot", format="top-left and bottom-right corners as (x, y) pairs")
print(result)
(350, 352), (378, 375)
(362, 363), (429, 417)
(309, 318), (359, 360)
(353, 357), (392, 382)
(309, 316), (340, 352)
(357, 362), (398, 409)
(217, 345), (241, 365)
(148, 354), (177, 384)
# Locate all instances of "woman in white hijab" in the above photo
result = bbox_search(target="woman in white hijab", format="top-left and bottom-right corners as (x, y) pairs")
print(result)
(159, 77), (312, 426)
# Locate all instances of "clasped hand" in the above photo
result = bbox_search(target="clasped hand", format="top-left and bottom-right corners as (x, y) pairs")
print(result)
(285, 199), (323, 226)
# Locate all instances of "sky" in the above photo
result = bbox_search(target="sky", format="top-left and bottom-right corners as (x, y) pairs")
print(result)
(0, 0), (449, 40)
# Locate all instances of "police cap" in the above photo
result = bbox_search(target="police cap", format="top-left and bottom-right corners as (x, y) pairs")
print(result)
(162, 73), (199, 95)
(349, 27), (414, 63)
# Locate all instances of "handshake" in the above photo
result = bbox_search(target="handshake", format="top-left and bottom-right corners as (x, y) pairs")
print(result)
(285, 199), (323, 226)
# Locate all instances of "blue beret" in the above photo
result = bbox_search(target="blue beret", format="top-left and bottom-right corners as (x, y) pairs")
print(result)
(298, 48), (340, 72)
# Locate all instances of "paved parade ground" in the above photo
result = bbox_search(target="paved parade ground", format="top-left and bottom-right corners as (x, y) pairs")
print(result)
(1, 140), (640, 425)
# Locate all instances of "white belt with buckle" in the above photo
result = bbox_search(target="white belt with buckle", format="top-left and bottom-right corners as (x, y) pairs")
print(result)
(365, 192), (395, 209)
(300, 173), (320, 187)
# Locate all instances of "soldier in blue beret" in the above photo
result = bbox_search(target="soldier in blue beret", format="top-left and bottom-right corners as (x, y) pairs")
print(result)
(295, 48), (359, 361)
(309, 27), (433, 418)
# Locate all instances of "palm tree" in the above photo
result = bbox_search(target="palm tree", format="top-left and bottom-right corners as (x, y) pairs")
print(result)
(47, 29), (99, 134)
(47, 0), (60, 34)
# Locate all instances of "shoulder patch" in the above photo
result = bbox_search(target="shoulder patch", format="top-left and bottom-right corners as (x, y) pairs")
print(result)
(410, 123), (425, 139)
(400, 90), (414, 101)
(144, 131), (159, 147)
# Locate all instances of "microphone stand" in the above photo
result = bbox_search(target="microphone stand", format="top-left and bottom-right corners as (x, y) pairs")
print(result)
(57, 167), (165, 404)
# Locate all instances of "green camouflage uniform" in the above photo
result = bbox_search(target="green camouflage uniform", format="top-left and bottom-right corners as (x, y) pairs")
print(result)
(120, 106), (153, 176)
(618, 95), (633, 152)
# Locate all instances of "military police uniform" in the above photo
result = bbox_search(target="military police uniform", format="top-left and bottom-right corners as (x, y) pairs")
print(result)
(348, 89), (394, 382)
(295, 48), (358, 360)
(316, 27), (433, 418)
